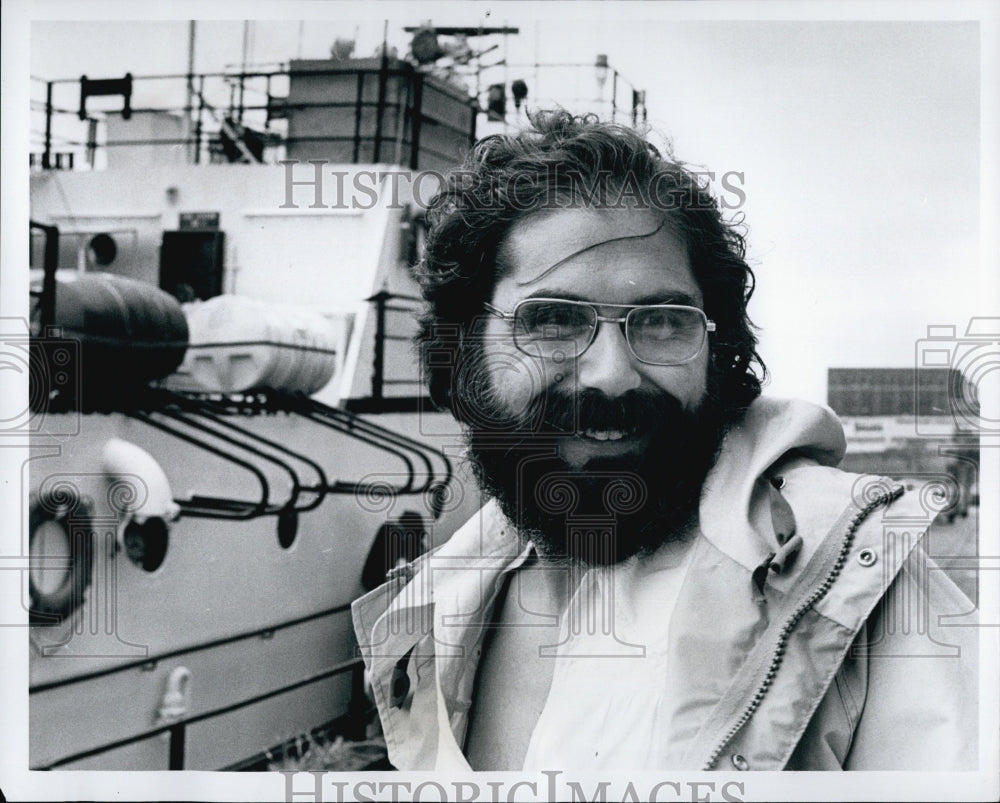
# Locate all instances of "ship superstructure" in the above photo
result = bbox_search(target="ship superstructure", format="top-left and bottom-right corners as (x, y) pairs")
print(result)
(28, 34), (483, 772)
(25, 24), (649, 770)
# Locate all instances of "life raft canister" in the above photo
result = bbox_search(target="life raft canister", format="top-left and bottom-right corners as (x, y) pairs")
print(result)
(35, 273), (189, 409)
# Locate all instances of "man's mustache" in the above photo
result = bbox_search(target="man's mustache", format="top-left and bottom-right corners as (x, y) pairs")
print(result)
(520, 388), (691, 435)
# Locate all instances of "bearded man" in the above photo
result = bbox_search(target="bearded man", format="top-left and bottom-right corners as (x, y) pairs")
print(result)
(352, 113), (977, 771)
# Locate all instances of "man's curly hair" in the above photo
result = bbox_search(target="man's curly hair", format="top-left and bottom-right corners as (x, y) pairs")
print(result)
(415, 111), (765, 421)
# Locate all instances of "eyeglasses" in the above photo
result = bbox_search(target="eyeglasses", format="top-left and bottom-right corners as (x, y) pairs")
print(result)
(483, 297), (716, 366)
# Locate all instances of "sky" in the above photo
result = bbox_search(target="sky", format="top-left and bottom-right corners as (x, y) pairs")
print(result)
(6, 1), (1000, 406)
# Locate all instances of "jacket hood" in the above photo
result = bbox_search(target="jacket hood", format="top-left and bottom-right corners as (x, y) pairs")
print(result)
(698, 396), (847, 572)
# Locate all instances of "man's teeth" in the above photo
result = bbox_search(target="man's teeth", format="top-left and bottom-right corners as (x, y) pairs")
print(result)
(582, 428), (633, 441)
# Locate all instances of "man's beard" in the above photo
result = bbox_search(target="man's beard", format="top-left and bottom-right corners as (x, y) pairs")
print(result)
(463, 374), (731, 566)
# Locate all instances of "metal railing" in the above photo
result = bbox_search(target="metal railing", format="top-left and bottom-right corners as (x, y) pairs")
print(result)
(31, 601), (366, 770)
(31, 62), (478, 172)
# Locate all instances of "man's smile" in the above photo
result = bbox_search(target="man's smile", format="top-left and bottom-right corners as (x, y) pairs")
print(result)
(581, 429), (629, 441)
(580, 427), (637, 441)
(560, 427), (652, 466)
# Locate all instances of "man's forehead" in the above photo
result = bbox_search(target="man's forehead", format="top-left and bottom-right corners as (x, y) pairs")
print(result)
(500, 208), (670, 287)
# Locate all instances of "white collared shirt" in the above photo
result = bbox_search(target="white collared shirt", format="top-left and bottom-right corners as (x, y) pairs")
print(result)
(521, 537), (697, 769)
(422, 518), (698, 771)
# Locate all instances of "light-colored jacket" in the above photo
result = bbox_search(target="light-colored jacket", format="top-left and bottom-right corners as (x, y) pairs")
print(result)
(352, 397), (978, 770)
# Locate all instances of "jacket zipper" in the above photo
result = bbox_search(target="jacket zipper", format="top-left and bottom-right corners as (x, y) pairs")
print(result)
(701, 482), (905, 770)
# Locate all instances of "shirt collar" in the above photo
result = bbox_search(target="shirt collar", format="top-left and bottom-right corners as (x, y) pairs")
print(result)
(354, 499), (533, 678)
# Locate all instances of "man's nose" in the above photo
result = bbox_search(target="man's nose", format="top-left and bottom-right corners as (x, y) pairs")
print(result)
(575, 322), (642, 395)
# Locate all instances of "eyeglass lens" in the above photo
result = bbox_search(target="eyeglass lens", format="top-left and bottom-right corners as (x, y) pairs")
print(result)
(512, 300), (707, 364)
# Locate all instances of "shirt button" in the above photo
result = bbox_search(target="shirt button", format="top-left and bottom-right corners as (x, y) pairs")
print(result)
(857, 548), (878, 567)
(731, 753), (750, 771)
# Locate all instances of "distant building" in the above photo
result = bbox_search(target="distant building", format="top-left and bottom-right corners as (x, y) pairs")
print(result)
(828, 367), (974, 418)
(827, 367), (978, 515)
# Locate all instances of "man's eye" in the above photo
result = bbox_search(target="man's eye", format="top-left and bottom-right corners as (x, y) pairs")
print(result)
(522, 303), (591, 331)
(635, 310), (667, 327)
(631, 308), (690, 340)
(634, 309), (675, 330)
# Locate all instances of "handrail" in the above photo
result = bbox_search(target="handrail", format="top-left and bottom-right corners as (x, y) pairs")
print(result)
(288, 392), (453, 500)
(142, 390), (454, 515)
(30, 601), (354, 694)
(298, 405), (429, 495)
(34, 656), (365, 770)
(271, 398), (419, 497)
(160, 391), (328, 515)
(127, 411), (272, 520)
(174, 390), (421, 495)
(155, 405), (306, 515)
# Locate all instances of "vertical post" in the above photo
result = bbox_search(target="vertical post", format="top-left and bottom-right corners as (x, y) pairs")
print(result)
(611, 69), (618, 124)
(194, 75), (205, 165)
(86, 118), (98, 168)
(168, 724), (185, 770)
(34, 222), (59, 331)
(409, 73), (423, 170)
(264, 73), (272, 130)
(237, 73), (246, 126)
(353, 71), (364, 163)
(43, 81), (54, 169)
(372, 21), (390, 163)
(367, 290), (390, 403)
(185, 21), (196, 162)
(240, 20), (250, 125)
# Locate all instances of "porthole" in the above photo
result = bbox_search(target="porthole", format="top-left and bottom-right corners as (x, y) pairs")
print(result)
(123, 517), (169, 572)
(87, 232), (118, 267)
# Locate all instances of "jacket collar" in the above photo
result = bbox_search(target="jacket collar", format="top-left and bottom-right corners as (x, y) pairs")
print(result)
(353, 499), (532, 679)
(697, 397), (846, 572)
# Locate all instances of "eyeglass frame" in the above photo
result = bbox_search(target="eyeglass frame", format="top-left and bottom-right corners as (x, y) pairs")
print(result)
(482, 297), (717, 366)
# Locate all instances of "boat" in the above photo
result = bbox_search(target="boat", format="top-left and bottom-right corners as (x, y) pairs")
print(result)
(24, 23), (614, 770)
